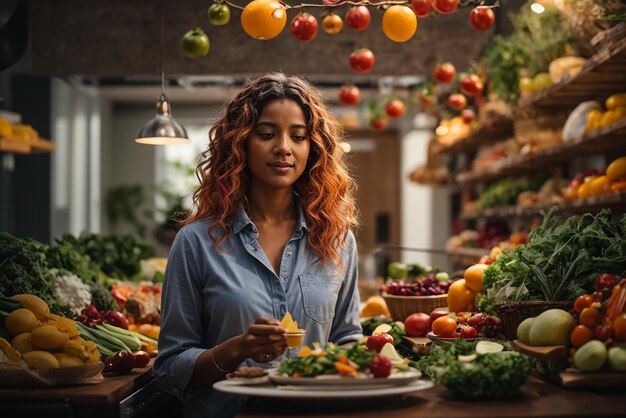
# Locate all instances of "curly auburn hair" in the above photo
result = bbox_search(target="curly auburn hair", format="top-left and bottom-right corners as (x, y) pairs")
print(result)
(185, 72), (358, 268)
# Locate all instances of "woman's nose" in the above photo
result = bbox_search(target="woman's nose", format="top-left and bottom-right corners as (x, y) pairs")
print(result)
(274, 133), (292, 155)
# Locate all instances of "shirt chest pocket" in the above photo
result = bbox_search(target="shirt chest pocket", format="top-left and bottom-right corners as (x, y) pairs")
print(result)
(298, 274), (343, 324)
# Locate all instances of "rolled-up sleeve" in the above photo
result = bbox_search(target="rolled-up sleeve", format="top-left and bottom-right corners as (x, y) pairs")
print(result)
(329, 231), (363, 345)
(153, 229), (207, 401)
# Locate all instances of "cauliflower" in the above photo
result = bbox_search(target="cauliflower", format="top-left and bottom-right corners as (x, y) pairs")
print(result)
(54, 274), (92, 315)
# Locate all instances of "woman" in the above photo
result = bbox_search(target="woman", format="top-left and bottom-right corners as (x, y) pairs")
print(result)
(153, 72), (362, 417)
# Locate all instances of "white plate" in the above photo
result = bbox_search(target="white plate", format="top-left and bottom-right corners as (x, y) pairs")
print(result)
(223, 376), (271, 386)
(213, 378), (434, 399)
(267, 368), (422, 387)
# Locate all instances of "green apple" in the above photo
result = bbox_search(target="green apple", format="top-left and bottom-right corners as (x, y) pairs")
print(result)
(574, 340), (607, 372)
(607, 346), (626, 371)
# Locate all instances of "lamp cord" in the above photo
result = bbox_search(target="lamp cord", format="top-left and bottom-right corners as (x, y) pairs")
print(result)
(160, 0), (164, 97)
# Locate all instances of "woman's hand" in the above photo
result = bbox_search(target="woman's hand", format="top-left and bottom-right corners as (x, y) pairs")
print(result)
(237, 316), (287, 363)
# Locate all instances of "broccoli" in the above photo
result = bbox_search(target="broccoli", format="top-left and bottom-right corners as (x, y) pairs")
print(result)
(89, 283), (119, 312)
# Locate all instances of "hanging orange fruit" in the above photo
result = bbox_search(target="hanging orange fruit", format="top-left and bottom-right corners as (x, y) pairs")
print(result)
(241, 0), (287, 40)
(382, 5), (417, 43)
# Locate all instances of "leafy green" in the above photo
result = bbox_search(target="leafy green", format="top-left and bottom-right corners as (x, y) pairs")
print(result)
(89, 283), (118, 312)
(477, 209), (626, 313)
(476, 177), (545, 210)
(418, 339), (531, 399)
(0, 233), (74, 317)
(277, 343), (377, 378)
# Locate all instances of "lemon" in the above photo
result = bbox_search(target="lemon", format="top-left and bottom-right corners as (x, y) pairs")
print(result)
(241, 0), (287, 40)
(382, 5), (417, 43)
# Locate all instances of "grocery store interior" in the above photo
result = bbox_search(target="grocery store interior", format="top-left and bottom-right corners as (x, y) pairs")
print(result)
(1, 0), (625, 417)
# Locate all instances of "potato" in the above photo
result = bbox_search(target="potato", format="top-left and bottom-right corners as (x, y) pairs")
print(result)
(11, 333), (35, 354)
(31, 325), (69, 350)
(4, 308), (39, 335)
(22, 350), (60, 369)
(54, 353), (84, 368)
(10, 294), (50, 320)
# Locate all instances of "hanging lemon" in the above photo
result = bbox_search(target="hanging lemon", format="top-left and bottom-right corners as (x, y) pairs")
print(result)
(241, 0), (287, 40)
(382, 5), (417, 43)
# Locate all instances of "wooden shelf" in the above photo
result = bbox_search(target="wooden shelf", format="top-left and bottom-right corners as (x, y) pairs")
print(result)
(519, 38), (626, 109)
(436, 116), (514, 154)
(455, 118), (626, 185)
(447, 247), (489, 265)
(461, 192), (626, 220)
(0, 137), (54, 154)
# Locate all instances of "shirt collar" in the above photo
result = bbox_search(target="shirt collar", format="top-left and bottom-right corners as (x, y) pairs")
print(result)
(231, 197), (308, 236)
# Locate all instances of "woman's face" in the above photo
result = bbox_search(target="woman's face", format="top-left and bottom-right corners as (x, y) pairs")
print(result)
(246, 98), (310, 191)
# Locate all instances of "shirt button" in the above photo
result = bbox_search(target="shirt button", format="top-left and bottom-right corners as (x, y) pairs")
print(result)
(286, 251), (292, 257)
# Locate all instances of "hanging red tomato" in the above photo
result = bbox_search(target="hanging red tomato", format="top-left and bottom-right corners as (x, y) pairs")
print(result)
(460, 74), (484, 97)
(469, 7), (495, 31)
(461, 108), (475, 123)
(371, 117), (388, 131)
(448, 93), (467, 110)
(385, 99), (406, 119)
(345, 6), (371, 31)
(432, 0), (459, 14)
(433, 62), (456, 84)
(418, 86), (435, 106)
(338, 85), (361, 106)
(349, 48), (375, 73)
(290, 13), (318, 42)
(411, 0), (432, 17)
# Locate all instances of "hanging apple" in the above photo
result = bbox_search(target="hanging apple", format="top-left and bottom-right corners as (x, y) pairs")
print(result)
(371, 117), (388, 131)
(322, 13), (343, 34)
(339, 85), (361, 106)
(432, 0), (459, 14)
(345, 6), (371, 31)
(385, 99), (406, 119)
(469, 7), (495, 31)
(290, 13), (318, 42)
(460, 74), (484, 97)
(448, 93), (467, 110)
(208, 2), (231, 26)
(411, 0), (432, 17)
(433, 62), (456, 84)
(418, 86), (435, 106)
(349, 48), (375, 73)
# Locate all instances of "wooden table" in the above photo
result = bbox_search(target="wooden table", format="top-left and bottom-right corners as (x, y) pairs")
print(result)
(236, 377), (626, 418)
(0, 365), (178, 418)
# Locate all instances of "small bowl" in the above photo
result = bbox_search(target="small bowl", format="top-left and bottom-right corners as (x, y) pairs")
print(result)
(285, 332), (306, 348)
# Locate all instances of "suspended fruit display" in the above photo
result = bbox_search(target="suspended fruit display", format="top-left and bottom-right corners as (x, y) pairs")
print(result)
(448, 93), (468, 110)
(338, 85), (361, 106)
(469, 7), (495, 31)
(345, 5), (371, 31)
(434, 63), (456, 84)
(290, 12), (318, 41)
(460, 74), (484, 97)
(322, 13), (343, 34)
(208, 2), (231, 26)
(385, 99), (406, 118)
(349, 48), (375, 74)
(181, 28), (210, 58)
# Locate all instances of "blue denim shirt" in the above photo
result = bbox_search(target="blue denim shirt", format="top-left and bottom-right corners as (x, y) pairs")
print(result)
(153, 204), (362, 417)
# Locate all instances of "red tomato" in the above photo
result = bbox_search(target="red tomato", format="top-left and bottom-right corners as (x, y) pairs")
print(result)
(460, 74), (484, 97)
(430, 307), (449, 323)
(411, 0), (432, 17)
(345, 6), (371, 31)
(448, 93), (467, 110)
(469, 7), (495, 31)
(433, 62), (455, 84)
(404, 312), (431, 337)
(458, 324), (478, 339)
(418, 87), (435, 106)
(432, 0), (458, 14)
(595, 274), (616, 291)
(366, 333), (394, 352)
(349, 48), (375, 74)
(290, 13), (318, 42)
(370, 117), (388, 131)
(338, 85), (361, 106)
(385, 99), (405, 119)
(467, 313), (485, 333)
(461, 108), (475, 123)
(369, 354), (392, 378)
(574, 294), (593, 313)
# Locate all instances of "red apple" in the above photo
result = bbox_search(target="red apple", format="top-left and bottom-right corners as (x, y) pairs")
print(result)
(411, 0), (432, 17)
(433, 63), (456, 84)
(366, 333), (394, 352)
(345, 6), (370, 31)
(338, 84), (361, 106)
(290, 13), (318, 42)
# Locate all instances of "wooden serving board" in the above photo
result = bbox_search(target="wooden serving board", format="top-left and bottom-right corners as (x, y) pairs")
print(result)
(512, 340), (568, 361)
(402, 336), (431, 356)
(549, 369), (626, 389)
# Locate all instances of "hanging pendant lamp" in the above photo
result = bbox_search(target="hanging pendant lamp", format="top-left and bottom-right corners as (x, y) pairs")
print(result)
(135, 0), (189, 145)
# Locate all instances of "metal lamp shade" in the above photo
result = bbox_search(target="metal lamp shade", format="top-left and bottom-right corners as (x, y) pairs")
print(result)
(135, 94), (189, 145)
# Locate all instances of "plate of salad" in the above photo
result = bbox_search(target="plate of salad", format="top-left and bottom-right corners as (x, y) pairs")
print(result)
(270, 342), (421, 387)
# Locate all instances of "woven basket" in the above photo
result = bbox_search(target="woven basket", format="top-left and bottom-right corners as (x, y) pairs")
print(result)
(496, 300), (573, 340)
(382, 293), (448, 322)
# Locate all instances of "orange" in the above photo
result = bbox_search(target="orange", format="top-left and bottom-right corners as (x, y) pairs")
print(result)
(463, 264), (488, 293)
(570, 325), (592, 348)
(576, 176), (595, 199)
(606, 156), (626, 182)
(573, 294), (593, 314)
(360, 295), (391, 318)
(431, 316), (457, 337)
(447, 279), (477, 313)
(579, 307), (599, 328)
(588, 175), (611, 196)
(381, 5), (417, 43)
(240, 0), (287, 40)
(614, 313), (626, 342)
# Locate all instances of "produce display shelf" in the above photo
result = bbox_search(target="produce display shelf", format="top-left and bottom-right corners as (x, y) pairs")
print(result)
(455, 118), (626, 185)
(446, 247), (489, 265)
(519, 37), (626, 109)
(436, 116), (514, 154)
(461, 192), (626, 220)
